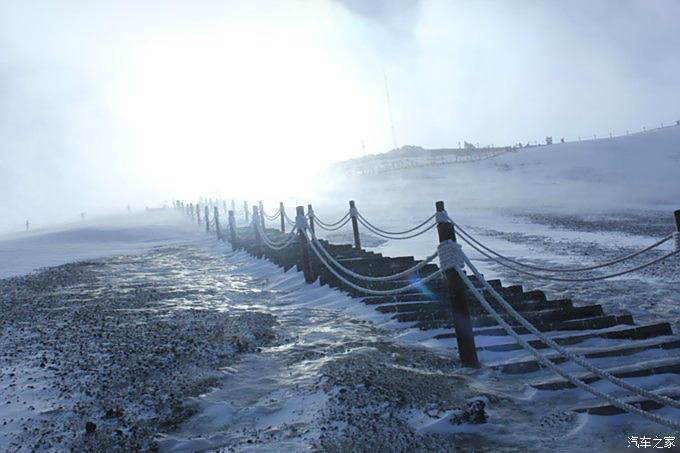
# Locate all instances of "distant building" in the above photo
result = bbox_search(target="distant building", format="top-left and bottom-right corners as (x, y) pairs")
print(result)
(463, 141), (476, 149)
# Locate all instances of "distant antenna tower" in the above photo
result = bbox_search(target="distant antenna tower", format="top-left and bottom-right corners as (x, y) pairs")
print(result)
(384, 72), (398, 150)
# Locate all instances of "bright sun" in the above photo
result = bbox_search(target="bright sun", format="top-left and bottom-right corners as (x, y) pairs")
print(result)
(115, 25), (370, 202)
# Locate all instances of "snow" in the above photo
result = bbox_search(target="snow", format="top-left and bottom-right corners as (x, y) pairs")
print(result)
(2, 127), (679, 451)
(0, 211), (201, 279)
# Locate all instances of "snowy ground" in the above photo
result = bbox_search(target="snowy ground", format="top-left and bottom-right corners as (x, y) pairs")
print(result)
(2, 129), (680, 451)
(1, 208), (678, 452)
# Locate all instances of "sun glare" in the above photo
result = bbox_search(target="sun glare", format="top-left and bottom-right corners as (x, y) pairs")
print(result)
(116, 26), (368, 201)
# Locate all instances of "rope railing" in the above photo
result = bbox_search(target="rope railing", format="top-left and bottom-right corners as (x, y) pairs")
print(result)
(253, 216), (296, 250)
(254, 219), (298, 250)
(307, 232), (444, 295)
(315, 215), (352, 232)
(283, 211), (296, 227)
(453, 221), (675, 273)
(310, 233), (439, 282)
(314, 211), (351, 228)
(357, 215), (437, 240)
(176, 198), (680, 429)
(262, 209), (280, 221)
(357, 212), (436, 236)
(459, 234), (679, 282)
(445, 244), (680, 430)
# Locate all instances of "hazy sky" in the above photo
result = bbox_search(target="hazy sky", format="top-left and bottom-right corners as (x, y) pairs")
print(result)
(1, 0), (679, 231)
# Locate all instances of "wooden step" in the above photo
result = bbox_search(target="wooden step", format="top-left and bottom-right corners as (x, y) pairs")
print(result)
(442, 314), (635, 339)
(573, 392), (680, 415)
(470, 323), (674, 352)
(376, 298), (573, 316)
(493, 337), (680, 374)
(531, 356), (680, 390)
(416, 305), (604, 330)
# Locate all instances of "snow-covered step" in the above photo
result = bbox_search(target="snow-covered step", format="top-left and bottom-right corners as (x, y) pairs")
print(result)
(441, 314), (635, 339)
(374, 297), (573, 316)
(572, 391), (680, 415)
(490, 336), (680, 374)
(473, 322), (673, 352)
(531, 356), (680, 390)
(415, 304), (605, 330)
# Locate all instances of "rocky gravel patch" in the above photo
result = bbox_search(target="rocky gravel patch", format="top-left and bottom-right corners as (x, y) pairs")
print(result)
(0, 246), (278, 452)
(312, 341), (513, 453)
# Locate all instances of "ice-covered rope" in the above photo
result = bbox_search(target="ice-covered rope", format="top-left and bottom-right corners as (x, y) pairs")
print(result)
(357, 216), (437, 240)
(310, 233), (439, 282)
(255, 219), (296, 243)
(315, 215), (352, 232)
(307, 232), (443, 295)
(283, 211), (296, 227)
(453, 221), (675, 273)
(254, 220), (298, 250)
(262, 209), (280, 221)
(314, 211), (351, 228)
(449, 245), (680, 426)
(460, 236), (679, 282)
(357, 212), (436, 236)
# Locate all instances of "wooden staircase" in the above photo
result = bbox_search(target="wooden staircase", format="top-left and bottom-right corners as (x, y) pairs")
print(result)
(234, 226), (680, 419)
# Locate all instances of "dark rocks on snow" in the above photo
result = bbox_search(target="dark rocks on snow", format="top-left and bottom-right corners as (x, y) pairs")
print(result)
(449, 399), (487, 425)
(85, 421), (97, 433)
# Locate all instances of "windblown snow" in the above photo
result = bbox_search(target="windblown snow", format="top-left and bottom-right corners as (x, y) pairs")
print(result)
(1, 127), (679, 452)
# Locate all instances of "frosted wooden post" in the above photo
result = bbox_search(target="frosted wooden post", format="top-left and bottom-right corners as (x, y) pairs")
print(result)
(279, 202), (286, 233)
(435, 200), (479, 368)
(223, 200), (227, 214)
(189, 203), (194, 219)
(307, 204), (316, 236)
(205, 205), (210, 232)
(228, 210), (237, 248)
(196, 204), (201, 225)
(258, 201), (266, 233)
(349, 200), (361, 249)
(252, 206), (262, 257)
(296, 206), (314, 283)
(214, 206), (222, 240)
(674, 210), (680, 232)
(244, 201), (249, 223)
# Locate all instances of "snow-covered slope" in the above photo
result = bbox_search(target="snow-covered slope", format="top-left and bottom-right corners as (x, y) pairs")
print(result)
(320, 126), (680, 213)
(0, 211), (199, 279)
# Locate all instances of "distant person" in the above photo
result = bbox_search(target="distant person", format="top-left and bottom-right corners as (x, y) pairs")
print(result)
(81, 212), (85, 221)
(25, 220), (29, 231)
(560, 138), (565, 143)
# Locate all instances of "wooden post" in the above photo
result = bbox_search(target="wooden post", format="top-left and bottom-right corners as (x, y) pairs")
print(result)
(244, 201), (249, 223)
(228, 210), (237, 249)
(258, 201), (266, 233)
(223, 200), (227, 214)
(214, 207), (222, 240)
(349, 200), (361, 249)
(435, 200), (479, 368)
(196, 204), (201, 225)
(674, 209), (680, 232)
(189, 203), (194, 219)
(253, 206), (262, 257)
(296, 206), (314, 283)
(307, 204), (315, 236)
(205, 205), (210, 232)
(279, 202), (286, 233)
